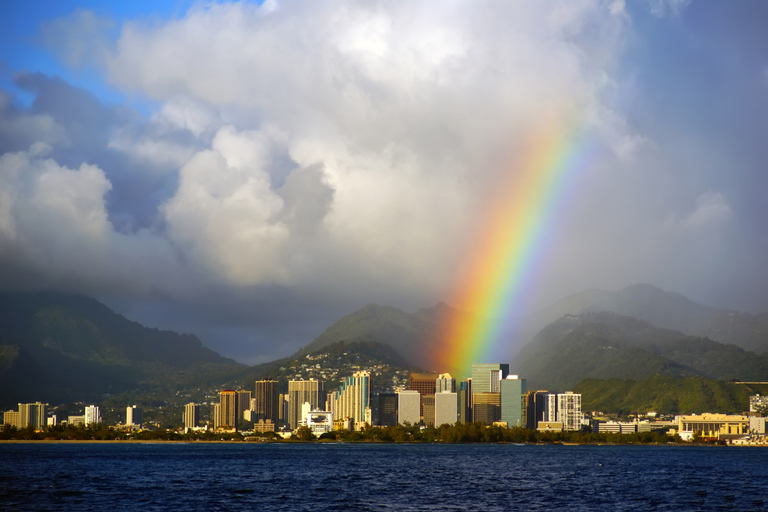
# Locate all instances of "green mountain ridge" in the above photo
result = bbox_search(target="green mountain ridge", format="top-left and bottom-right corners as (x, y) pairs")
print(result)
(513, 311), (768, 391)
(296, 302), (475, 371)
(0, 291), (245, 407)
(575, 376), (768, 415)
(521, 283), (768, 356)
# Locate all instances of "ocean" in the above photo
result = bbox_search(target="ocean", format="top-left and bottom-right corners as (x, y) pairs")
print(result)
(1, 442), (767, 511)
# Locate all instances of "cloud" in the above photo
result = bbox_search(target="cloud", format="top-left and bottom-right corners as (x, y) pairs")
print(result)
(647, 0), (691, 18)
(4, 0), (768, 362)
(664, 192), (732, 234)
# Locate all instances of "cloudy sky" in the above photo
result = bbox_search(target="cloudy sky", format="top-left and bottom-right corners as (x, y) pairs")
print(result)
(1, 0), (766, 364)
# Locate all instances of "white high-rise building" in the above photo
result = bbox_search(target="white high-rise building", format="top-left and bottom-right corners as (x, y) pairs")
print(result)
(397, 389), (420, 425)
(328, 371), (370, 430)
(85, 405), (101, 425)
(126, 405), (143, 429)
(434, 392), (458, 426)
(184, 403), (199, 432)
(557, 392), (582, 431)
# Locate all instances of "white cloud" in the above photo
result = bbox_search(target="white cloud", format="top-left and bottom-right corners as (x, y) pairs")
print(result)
(664, 192), (732, 233)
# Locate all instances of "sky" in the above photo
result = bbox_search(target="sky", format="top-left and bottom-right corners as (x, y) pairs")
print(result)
(1, 0), (767, 365)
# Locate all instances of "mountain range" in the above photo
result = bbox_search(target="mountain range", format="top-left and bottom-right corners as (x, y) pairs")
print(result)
(3, 283), (768, 414)
(0, 292), (244, 408)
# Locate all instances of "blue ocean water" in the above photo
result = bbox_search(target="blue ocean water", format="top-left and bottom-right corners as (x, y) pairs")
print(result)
(1, 443), (767, 511)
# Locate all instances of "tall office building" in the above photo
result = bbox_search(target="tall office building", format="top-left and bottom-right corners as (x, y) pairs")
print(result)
(557, 392), (582, 431)
(524, 390), (549, 430)
(435, 392), (458, 426)
(328, 371), (370, 429)
(254, 379), (280, 424)
(473, 392), (501, 425)
(184, 402), (199, 432)
(18, 402), (46, 429)
(288, 379), (325, 429)
(217, 390), (238, 430)
(126, 405), (143, 428)
(409, 372), (438, 419)
(397, 389), (420, 425)
(436, 373), (456, 393)
(237, 390), (252, 421)
(458, 378), (472, 423)
(377, 393), (398, 426)
(500, 375), (526, 428)
(84, 405), (101, 425)
(471, 363), (509, 394)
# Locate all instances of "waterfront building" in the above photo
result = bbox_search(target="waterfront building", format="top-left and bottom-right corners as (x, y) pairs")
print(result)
(678, 414), (750, 441)
(217, 390), (238, 430)
(254, 379), (280, 424)
(47, 415), (57, 426)
(524, 390), (549, 430)
(184, 402), (199, 432)
(18, 402), (46, 429)
(377, 393), (398, 426)
(68, 415), (86, 426)
(597, 421), (639, 434)
(435, 391), (458, 427)
(328, 371), (370, 430)
(306, 410), (333, 435)
(84, 405), (101, 426)
(126, 405), (143, 429)
(473, 392), (501, 425)
(397, 389), (420, 425)
(253, 419), (276, 433)
(3, 410), (19, 428)
(458, 378), (472, 423)
(288, 379), (325, 429)
(500, 375), (526, 428)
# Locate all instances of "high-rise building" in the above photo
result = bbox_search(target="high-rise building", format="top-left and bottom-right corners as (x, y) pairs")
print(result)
(422, 395), (436, 427)
(328, 371), (370, 429)
(473, 392), (501, 425)
(557, 392), (582, 431)
(18, 402), (46, 429)
(84, 405), (101, 425)
(377, 393), (398, 426)
(237, 390), (252, 420)
(217, 390), (238, 430)
(459, 378), (472, 423)
(254, 379), (280, 424)
(409, 372), (438, 419)
(126, 405), (143, 429)
(397, 389), (420, 425)
(184, 402), (199, 432)
(435, 392), (458, 426)
(471, 364), (509, 394)
(288, 379), (325, 429)
(436, 373), (456, 393)
(500, 375), (526, 428)
(524, 390), (549, 430)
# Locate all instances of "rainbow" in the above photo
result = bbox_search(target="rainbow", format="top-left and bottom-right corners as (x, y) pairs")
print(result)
(435, 116), (598, 379)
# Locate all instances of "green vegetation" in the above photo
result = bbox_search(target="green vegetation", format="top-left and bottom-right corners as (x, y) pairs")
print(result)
(0, 422), (682, 445)
(575, 376), (768, 415)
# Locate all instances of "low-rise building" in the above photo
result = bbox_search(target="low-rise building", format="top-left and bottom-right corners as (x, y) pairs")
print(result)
(677, 414), (750, 441)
